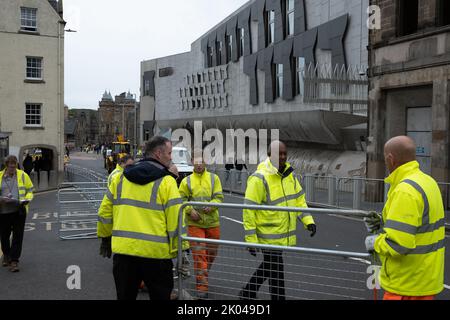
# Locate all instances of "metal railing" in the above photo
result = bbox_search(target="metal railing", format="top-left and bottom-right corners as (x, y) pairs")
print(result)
(57, 182), (106, 240)
(302, 63), (368, 116)
(177, 202), (376, 300)
(212, 168), (249, 195)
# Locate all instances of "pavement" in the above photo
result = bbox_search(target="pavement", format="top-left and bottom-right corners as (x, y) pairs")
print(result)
(0, 152), (448, 300)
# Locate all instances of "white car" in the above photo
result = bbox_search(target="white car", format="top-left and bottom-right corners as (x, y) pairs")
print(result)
(172, 147), (193, 184)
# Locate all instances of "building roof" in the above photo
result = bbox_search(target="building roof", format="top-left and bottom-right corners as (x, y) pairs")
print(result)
(102, 90), (113, 101)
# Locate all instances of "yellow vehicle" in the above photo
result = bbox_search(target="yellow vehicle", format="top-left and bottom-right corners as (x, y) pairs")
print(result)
(106, 135), (131, 174)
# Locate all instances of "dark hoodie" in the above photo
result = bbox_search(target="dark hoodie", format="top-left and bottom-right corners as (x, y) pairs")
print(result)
(123, 158), (176, 186)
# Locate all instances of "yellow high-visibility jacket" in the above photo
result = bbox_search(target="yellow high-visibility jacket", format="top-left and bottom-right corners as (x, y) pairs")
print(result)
(97, 171), (189, 259)
(179, 169), (224, 228)
(0, 169), (34, 214)
(243, 158), (314, 246)
(107, 164), (123, 187)
(374, 161), (445, 296)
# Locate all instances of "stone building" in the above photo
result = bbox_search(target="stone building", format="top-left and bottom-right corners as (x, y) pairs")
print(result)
(368, 0), (450, 183)
(140, 0), (370, 177)
(98, 91), (138, 146)
(0, 0), (65, 181)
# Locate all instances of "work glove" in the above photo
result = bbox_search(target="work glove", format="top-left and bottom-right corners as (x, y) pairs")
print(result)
(365, 235), (379, 253)
(99, 237), (112, 259)
(307, 224), (317, 237)
(247, 247), (259, 257)
(364, 211), (383, 234)
(177, 251), (191, 279)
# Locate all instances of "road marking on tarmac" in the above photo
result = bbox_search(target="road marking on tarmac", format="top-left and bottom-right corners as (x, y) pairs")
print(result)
(221, 216), (243, 225)
(445, 285), (450, 290)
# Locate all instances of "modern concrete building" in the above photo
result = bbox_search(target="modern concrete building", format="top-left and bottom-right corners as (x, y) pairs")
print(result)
(140, 0), (370, 176)
(368, 0), (450, 183)
(0, 0), (65, 181)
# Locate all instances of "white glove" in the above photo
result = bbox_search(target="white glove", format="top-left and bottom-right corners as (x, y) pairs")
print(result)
(365, 235), (379, 253)
(364, 211), (383, 234)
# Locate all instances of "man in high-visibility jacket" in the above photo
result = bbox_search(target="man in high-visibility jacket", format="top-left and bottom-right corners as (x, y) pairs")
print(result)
(97, 136), (188, 300)
(240, 141), (316, 300)
(0, 155), (34, 273)
(179, 151), (223, 299)
(107, 154), (134, 187)
(365, 136), (445, 300)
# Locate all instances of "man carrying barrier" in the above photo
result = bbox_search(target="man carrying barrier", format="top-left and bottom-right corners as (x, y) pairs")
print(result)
(240, 140), (317, 300)
(364, 136), (445, 300)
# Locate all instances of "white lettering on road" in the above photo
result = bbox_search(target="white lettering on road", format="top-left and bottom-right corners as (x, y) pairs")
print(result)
(221, 216), (243, 225)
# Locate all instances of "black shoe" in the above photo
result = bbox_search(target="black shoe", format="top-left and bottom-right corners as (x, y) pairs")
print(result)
(2, 255), (11, 267)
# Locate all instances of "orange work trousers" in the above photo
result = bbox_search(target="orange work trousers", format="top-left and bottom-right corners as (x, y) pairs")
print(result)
(383, 291), (435, 300)
(188, 226), (220, 292)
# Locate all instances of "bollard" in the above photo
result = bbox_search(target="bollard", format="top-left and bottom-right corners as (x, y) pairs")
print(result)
(49, 170), (57, 189)
(352, 179), (362, 210)
(328, 176), (337, 206)
(30, 171), (39, 191)
(39, 171), (49, 191)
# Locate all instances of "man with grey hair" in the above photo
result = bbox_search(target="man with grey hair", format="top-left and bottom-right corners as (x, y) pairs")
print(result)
(0, 155), (34, 272)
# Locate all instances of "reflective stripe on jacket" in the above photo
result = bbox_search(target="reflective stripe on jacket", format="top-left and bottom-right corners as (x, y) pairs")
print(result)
(375, 161), (445, 296)
(243, 158), (314, 246)
(97, 173), (189, 259)
(179, 170), (224, 228)
(107, 164), (123, 187)
(0, 169), (34, 214)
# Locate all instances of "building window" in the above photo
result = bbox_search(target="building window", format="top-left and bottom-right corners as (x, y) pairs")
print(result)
(20, 7), (37, 32)
(144, 79), (150, 96)
(207, 46), (213, 67)
(266, 10), (275, 46)
(275, 64), (283, 98)
(296, 57), (306, 96)
(437, 0), (450, 26)
(238, 28), (245, 57)
(217, 41), (223, 65)
(226, 34), (233, 63)
(398, 0), (418, 37)
(25, 104), (42, 126)
(26, 57), (42, 79)
(286, 0), (295, 37)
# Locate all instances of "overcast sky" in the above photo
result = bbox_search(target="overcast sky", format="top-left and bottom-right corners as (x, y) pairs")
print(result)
(64, 0), (249, 109)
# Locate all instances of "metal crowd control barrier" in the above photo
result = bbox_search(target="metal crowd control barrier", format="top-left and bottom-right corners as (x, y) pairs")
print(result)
(303, 174), (386, 212)
(212, 168), (249, 195)
(57, 182), (107, 240)
(64, 163), (107, 185)
(177, 202), (375, 300)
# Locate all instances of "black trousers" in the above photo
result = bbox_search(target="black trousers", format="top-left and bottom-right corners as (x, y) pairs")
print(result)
(113, 254), (174, 300)
(0, 211), (27, 263)
(241, 249), (286, 300)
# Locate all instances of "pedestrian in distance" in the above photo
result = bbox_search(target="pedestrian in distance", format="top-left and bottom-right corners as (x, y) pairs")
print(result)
(22, 154), (33, 176)
(240, 141), (317, 300)
(179, 150), (224, 300)
(364, 136), (445, 300)
(0, 155), (34, 272)
(97, 136), (189, 300)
